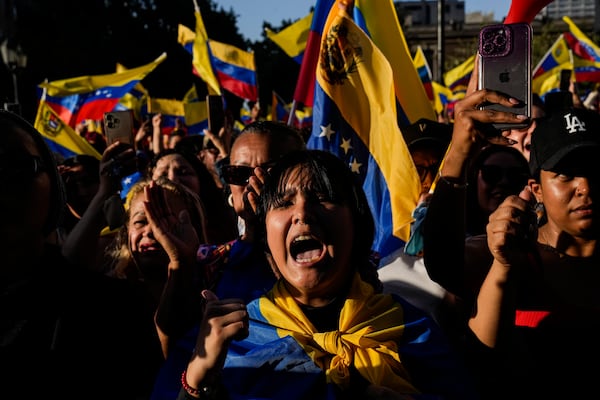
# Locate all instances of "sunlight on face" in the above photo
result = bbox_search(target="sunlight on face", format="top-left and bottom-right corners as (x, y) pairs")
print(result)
(265, 166), (354, 307)
(127, 190), (188, 276)
(152, 154), (200, 194)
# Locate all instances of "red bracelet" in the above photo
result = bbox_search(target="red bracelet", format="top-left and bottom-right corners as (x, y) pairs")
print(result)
(181, 370), (201, 396)
(181, 370), (218, 398)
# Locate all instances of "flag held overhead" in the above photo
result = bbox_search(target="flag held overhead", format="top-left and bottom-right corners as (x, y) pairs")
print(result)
(265, 11), (313, 64)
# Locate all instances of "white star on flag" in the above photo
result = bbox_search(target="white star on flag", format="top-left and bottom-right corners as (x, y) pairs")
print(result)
(340, 137), (352, 154)
(319, 123), (335, 141)
(350, 158), (362, 174)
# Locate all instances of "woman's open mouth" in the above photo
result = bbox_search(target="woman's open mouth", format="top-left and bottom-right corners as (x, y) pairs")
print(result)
(289, 235), (326, 263)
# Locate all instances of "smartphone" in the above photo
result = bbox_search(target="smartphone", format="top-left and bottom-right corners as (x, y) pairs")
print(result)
(478, 22), (532, 130)
(103, 110), (135, 145)
(206, 95), (225, 134)
(559, 68), (572, 92)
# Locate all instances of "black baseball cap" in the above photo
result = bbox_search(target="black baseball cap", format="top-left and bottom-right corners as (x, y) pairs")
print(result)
(529, 107), (600, 176)
(401, 118), (452, 150)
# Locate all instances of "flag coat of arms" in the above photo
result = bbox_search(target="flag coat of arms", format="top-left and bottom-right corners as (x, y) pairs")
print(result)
(34, 100), (102, 161)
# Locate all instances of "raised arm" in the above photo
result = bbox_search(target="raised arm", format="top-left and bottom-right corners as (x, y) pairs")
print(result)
(468, 187), (536, 347)
(178, 290), (248, 399)
(423, 58), (530, 298)
(61, 142), (136, 271)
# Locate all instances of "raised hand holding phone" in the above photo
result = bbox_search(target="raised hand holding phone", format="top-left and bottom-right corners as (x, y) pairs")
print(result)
(477, 22), (532, 130)
(103, 110), (135, 145)
(206, 95), (225, 135)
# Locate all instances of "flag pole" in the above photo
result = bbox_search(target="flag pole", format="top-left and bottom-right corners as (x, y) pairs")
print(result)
(287, 99), (297, 126)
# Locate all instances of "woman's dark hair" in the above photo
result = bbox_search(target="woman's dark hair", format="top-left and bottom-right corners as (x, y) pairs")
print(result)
(258, 150), (377, 286)
(0, 110), (65, 235)
(465, 144), (530, 236)
(149, 148), (238, 243)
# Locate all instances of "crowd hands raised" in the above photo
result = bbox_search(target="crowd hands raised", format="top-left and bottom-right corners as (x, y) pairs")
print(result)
(2, 46), (600, 399)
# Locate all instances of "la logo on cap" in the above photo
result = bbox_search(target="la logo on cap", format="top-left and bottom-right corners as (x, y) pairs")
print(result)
(564, 113), (586, 134)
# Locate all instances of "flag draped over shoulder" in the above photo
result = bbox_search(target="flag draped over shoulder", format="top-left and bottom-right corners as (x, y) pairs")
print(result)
(562, 16), (600, 82)
(307, 0), (421, 258)
(265, 12), (313, 64)
(443, 54), (475, 102)
(39, 53), (166, 128)
(532, 33), (572, 99)
(208, 40), (258, 101)
(34, 100), (102, 161)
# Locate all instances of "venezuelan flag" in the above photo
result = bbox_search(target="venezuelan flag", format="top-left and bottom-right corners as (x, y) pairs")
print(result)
(307, 0), (422, 258)
(265, 11), (312, 64)
(208, 40), (258, 101)
(413, 46), (435, 104)
(443, 54), (475, 102)
(432, 81), (453, 116)
(293, 0), (336, 107)
(115, 62), (149, 122)
(147, 97), (208, 136)
(177, 4), (221, 96)
(353, 1), (435, 124)
(147, 98), (186, 136)
(563, 16), (600, 63)
(270, 91), (291, 123)
(39, 53), (166, 128)
(532, 33), (572, 99)
(34, 100), (102, 161)
(295, 106), (313, 130)
(562, 16), (600, 82)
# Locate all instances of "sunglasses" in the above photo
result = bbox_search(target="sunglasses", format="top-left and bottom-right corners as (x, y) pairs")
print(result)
(0, 154), (46, 183)
(415, 163), (440, 183)
(221, 162), (276, 186)
(480, 165), (529, 186)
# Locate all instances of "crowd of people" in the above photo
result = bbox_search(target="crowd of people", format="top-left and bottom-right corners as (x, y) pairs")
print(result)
(2, 40), (599, 400)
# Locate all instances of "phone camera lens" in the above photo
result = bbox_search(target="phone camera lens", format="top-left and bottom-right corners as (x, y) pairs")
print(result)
(494, 34), (506, 47)
(482, 42), (494, 55)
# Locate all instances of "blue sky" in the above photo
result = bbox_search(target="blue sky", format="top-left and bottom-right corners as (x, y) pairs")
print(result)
(213, 0), (513, 42)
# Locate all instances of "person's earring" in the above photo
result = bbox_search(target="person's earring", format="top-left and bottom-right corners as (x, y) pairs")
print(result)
(228, 193), (234, 207)
(535, 202), (546, 226)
